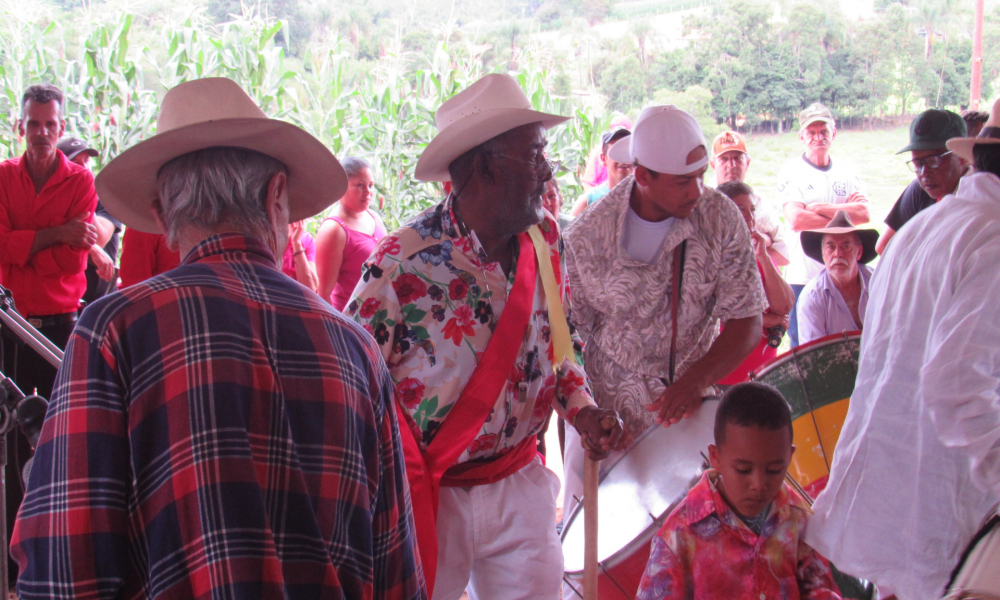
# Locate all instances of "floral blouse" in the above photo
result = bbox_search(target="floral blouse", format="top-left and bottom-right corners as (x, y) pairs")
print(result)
(347, 196), (595, 464)
(636, 472), (842, 600)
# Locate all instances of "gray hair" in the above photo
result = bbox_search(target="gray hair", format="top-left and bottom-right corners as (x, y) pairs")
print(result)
(157, 147), (288, 248)
(341, 156), (372, 180)
(21, 83), (64, 118)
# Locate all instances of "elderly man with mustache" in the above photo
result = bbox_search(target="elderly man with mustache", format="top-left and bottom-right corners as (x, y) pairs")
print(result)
(795, 210), (879, 345)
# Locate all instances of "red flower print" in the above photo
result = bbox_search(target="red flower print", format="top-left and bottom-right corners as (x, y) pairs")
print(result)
(373, 235), (401, 263)
(396, 378), (426, 409)
(468, 433), (498, 456)
(534, 375), (556, 420)
(448, 277), (470, 301)
(393, 273), (428, 304)
(559, 370), (587, 396)
(359, 297), (381, 319)
(442, 304), (476, 346)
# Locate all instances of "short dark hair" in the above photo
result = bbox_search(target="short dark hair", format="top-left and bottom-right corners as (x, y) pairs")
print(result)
(21, 83), (64, 118)
(341, 156), (372, 180)
(973, 144), (1000, 179)
(714, 382), (793, 446)
(962, 110), (990, 129)
(716, 180), (754, 200)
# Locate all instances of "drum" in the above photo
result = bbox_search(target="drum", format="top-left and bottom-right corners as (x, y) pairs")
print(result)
(752, 331), (861, 498)
(560, 399), (718, 600)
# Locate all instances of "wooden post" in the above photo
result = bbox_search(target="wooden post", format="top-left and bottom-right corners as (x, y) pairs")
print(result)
(583, 457), (599, 600)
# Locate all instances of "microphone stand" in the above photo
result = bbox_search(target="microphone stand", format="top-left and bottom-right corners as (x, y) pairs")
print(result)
(0, 287), (60, 593)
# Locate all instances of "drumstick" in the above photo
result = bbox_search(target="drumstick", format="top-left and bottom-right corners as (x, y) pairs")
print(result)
(583, 456), (599, 600)
(583, 415), (618, 600)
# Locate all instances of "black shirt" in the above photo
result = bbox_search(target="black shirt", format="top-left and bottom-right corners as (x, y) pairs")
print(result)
(884, 178), (936, 232)
(82, 201), (123, 305)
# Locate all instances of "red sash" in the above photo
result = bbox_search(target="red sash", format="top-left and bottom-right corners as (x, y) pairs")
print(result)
(396, 231), (539, 593)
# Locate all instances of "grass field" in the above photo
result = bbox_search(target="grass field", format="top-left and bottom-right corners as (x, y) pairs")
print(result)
(718, 124), (916, 243)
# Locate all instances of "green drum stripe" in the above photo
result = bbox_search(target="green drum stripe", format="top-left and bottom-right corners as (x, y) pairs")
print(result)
(754, 337), (861, 420)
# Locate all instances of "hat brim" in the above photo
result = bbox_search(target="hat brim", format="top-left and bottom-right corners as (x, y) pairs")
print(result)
(65, 148), (100, 160)
(896, 140), (951, 155)
(947, 136), (1000, 163)
(607, 136), (632, 164)
(799, 117), (835, 133)
(415, 108), (570, 182)
(96, 118), (347, 233)
(801, 228), (879, 265)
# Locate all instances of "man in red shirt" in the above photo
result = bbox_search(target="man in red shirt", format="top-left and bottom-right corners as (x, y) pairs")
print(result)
(0, 83), (97, 397)
(0, 84), (97, 575)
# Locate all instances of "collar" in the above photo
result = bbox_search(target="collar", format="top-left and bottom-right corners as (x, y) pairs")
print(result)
(181, 233), (279, 267)
(801, 154), (833, 172)
(683, 470), (810, 531)
(610, 176), (695, 266)
(19, 149), (74, 192)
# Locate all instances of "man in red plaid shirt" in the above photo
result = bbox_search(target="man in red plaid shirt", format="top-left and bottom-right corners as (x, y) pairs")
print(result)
(10, 78), (425, 600)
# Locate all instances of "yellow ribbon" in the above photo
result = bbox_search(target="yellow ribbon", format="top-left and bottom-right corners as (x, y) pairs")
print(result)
(527, 224), (574, 372)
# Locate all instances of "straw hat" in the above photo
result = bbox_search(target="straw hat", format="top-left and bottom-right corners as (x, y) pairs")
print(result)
(947, 97), (1000, 162)
(414, 74), (570, 182)
(801, 210), (879, 265)
(96, 77), (347, 233)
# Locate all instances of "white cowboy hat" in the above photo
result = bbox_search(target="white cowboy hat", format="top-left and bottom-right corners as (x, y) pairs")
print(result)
(414, 74), (570, 182)
(947, 97), (1000, 162)
(96, 77), (347, 233)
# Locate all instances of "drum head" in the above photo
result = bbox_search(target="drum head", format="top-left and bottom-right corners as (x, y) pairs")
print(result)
(753, 332), (860, 497)
(561, 399), (718, 574)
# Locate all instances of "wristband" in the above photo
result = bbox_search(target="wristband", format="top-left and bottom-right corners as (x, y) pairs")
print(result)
(294, 250), (306, 257)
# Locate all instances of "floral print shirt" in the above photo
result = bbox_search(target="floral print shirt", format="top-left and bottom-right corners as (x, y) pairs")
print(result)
(636, 471), (842, 600)
(347, 196), (595, 464)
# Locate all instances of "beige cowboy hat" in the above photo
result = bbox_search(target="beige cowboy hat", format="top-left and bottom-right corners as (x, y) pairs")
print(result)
(414, 74), (570, 182)
(947, 97), (1000, 162)
(96, 77), (347, 233)
(801, 210), (879, 265)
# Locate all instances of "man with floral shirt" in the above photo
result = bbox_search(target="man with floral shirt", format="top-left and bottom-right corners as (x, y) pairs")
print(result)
(348, 73), (625, 600)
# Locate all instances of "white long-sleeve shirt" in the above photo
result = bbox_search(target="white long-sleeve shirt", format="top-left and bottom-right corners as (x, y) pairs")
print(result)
(805, 171), (1000, 600)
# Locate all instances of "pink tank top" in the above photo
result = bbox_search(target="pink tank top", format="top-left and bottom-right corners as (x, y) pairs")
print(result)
(327, 213), (386, 310)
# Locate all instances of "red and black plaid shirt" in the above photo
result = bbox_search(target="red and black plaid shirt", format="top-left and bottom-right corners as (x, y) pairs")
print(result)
(12, 233), (426, 600)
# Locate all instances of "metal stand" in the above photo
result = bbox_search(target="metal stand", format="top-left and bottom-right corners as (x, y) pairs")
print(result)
(0, 288), (60, 594)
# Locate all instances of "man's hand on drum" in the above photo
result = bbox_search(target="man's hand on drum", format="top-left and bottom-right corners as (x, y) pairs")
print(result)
(646, 376), (704, 427)
(573, 406), (626, 460)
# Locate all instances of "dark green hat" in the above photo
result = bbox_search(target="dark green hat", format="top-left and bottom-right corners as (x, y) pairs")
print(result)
(897, 109), (966, 154)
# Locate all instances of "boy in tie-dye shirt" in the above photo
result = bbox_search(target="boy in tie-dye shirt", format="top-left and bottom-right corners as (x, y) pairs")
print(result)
(636, 383), (842, 600)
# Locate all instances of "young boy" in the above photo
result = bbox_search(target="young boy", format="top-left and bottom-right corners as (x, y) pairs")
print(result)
(635, 382), (842, 599)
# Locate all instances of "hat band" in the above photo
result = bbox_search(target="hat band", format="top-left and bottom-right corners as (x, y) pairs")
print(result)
(979, 126), (1000, 140)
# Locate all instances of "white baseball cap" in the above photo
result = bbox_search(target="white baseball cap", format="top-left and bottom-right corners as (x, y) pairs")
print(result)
(608, 105), (708, 175)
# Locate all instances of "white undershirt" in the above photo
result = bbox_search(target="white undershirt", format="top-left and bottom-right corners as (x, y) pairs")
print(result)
(624, 207), (676, 263)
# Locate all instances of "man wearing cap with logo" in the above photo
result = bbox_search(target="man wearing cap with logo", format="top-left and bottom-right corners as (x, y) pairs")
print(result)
(805, 98), (1000, 600)
(795, 211), (878, 345)
(710, 130), (789, 266)
(57, 136), (123, 303)
(875, 109), (970, 255)
(561, 106), (765, 519)
(347, 73), (624, 600)
(569, 127), (632, 216)
(11, 78), (424, 600)
(778, 102), (870, 347)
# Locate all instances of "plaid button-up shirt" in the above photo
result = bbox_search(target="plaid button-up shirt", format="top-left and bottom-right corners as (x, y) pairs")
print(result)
(11, 233), (425, 600)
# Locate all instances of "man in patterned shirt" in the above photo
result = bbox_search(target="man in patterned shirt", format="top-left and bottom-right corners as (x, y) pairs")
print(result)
(348, 73), (625, 600)
(11, 78), (424, 600)
(562, 106), (766, 519)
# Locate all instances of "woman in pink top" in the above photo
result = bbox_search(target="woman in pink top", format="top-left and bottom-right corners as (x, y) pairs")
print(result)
(315, 156), (386, 310)
(281, 220), (319, 292)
